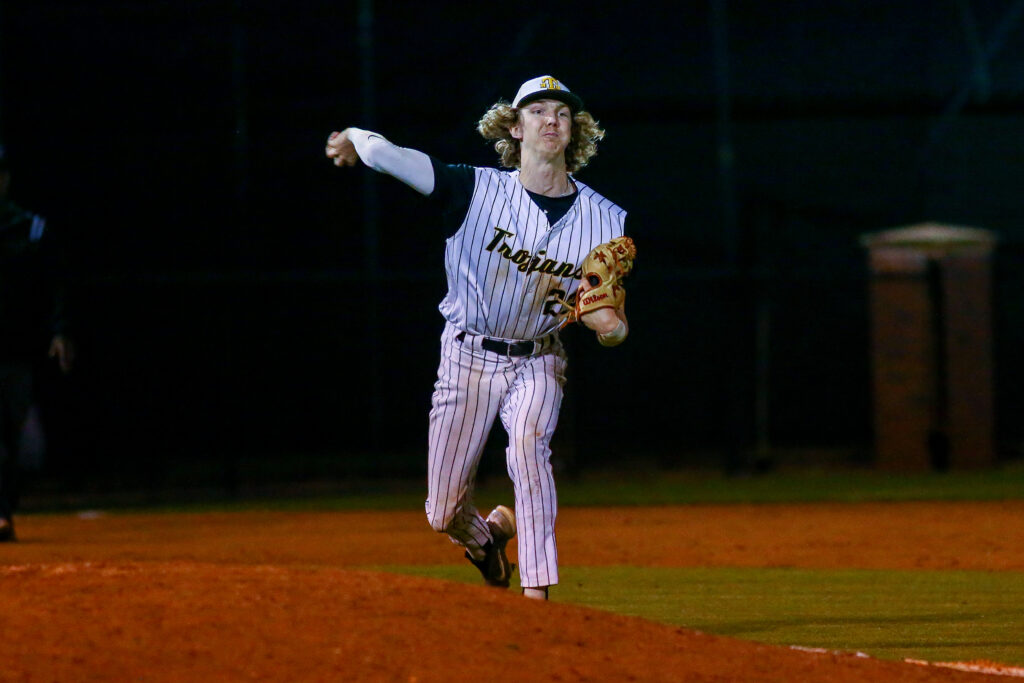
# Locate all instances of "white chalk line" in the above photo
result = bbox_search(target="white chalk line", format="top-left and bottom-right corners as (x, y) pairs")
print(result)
(788, 645), (1024, 678)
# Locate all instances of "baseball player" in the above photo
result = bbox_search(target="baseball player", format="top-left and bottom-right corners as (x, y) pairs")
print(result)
(326, 76), (631, 600)
(0, 150), (74, 542)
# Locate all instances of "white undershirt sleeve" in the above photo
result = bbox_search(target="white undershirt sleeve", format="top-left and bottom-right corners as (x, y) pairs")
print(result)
(597, 318), (628, 347)
(346, 127), (435, 196)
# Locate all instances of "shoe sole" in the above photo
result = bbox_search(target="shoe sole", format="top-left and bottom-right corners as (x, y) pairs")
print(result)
(487, 505), (516, 546)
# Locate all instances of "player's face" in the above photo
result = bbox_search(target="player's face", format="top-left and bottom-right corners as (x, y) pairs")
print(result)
(511, 99), (572, 158)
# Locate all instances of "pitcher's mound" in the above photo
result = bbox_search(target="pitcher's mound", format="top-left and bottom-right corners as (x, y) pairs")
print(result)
(0, 562), (985, 681)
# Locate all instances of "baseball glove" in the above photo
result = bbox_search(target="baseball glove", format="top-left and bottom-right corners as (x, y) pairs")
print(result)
(558, 236), (637, 325)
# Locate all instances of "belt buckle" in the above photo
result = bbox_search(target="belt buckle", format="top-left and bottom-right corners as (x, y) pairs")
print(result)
(519, 338), (541, 358)
(503, 339), (524, 360)
(486, 335), (544, 359)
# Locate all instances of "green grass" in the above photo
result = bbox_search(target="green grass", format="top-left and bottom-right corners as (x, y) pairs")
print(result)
(23, 461), (1024, 514)
(547, 464), (1024, 506)
(377, 564), (1024, 667)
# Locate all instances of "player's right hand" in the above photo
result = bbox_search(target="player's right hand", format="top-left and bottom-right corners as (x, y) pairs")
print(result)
(325, 129), (359, 167)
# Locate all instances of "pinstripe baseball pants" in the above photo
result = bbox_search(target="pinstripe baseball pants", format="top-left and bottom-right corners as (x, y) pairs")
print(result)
(425, 321), (566, 588)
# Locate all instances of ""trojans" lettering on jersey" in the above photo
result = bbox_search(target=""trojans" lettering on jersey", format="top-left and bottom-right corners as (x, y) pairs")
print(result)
(485, 227), (584, 279)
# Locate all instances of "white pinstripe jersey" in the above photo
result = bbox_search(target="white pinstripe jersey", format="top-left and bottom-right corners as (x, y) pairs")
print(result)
(437, 167), (627, 341)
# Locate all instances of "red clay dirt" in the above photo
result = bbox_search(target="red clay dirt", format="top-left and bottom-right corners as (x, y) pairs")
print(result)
(2, 501), (1022, 681)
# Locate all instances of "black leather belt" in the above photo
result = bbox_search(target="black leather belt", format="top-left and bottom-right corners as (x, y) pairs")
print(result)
(456, 331), (548, 357)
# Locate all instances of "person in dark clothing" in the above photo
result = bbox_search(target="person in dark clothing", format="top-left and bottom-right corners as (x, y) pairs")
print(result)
(0, 149), (74, 541)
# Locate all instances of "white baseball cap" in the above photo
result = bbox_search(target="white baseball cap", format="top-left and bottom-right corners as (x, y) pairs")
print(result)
(512, 75), (584, 112)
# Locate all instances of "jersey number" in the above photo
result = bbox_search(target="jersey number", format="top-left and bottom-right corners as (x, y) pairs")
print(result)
(543, 288), (574, 317)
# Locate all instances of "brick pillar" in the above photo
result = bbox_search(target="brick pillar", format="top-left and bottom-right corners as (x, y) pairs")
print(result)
(941, 251), (995, 468)
(861, 223), (997, 471)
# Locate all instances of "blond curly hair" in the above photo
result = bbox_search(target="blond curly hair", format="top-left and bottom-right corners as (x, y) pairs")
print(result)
(476, 101), (605, 173)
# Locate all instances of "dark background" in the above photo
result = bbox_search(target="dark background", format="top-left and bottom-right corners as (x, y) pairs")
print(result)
(2, 1), (1022, 494)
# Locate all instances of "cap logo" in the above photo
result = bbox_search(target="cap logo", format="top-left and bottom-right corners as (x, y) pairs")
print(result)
(539, 77), (562, 91)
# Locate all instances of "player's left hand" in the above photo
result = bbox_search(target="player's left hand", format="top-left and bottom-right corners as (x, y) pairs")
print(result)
(561, 236), (636, 325)
(577, 282), (622, 335)
(325, 129), (359, 167)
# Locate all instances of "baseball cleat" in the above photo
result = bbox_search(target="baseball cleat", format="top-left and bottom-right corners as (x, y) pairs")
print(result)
(465, 505), (517, 588)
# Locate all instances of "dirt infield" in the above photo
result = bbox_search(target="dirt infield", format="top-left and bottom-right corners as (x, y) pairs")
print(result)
(3, 501), (1023, 681)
